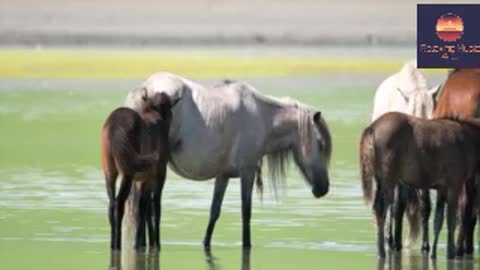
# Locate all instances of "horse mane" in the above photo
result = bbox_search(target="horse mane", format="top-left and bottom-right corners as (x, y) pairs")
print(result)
(399, 60), (428, 93)
(263, 99), (332, 197)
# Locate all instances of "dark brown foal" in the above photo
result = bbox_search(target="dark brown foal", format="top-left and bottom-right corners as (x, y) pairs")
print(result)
(101, 91), (175, 250)
(360, 112), (480, 259)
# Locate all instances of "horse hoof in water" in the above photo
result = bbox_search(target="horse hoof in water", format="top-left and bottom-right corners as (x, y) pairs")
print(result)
(421, 244), (430, 254)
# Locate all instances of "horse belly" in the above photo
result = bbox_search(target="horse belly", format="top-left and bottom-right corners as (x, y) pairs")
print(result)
(168, 135), (232, 180)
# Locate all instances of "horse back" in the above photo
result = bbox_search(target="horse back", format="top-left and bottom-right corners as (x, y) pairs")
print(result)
(102, 107), (144, 174)
(433, 68), (480, 118)
(371, 112), (477, 188)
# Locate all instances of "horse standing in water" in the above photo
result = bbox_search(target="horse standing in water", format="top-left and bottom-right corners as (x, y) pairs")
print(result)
(371, 61), (439, 251)
(102, 91), (176, 250)
(360, 112), (480, 259)
(125, 72), (332, 248)
(432, 68), (480, 256)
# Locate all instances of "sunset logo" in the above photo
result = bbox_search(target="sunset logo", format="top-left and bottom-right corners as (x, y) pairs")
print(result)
(435, 13), (464, 42)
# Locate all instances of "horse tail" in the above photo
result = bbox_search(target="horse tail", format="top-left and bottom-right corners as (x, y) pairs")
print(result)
(255, 159), (264, 202)
(360, 126), (375, 205)
(101, 126), (117, 181)
(404, 188), (421, 247)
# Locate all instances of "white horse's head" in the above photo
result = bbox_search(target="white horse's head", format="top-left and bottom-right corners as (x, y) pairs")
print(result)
(395, 61), (439, 119)
(293, 109), (332, 198)
(396, 88), (437, 119)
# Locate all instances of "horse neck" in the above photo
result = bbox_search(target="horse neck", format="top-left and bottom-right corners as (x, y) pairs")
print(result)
(262, 100), (303, 154)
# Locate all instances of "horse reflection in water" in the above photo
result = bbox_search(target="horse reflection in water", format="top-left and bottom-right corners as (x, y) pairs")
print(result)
(108, 248), (251, 270)
(109, 250), (160, 270)
(377, 253), (477, 270)
(204, 248), (251, 270)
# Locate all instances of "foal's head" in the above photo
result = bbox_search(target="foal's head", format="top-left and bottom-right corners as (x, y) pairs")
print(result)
(141, 90), (180, 124)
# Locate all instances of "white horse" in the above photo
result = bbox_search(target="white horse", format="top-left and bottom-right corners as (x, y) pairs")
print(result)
(372, 61), (439, 121)
(370, 61), (440, 252)
(124, 72), (332, 248)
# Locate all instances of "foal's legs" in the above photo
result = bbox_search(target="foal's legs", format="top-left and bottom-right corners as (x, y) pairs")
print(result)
(103, 152), (118, 249)
(464, 181), (478, 255)
(105, 172), (118, 249)
(393, 185), (407, 251)
(240, 170), (255, 248)
(203, 176), (229, 248)
(457, 181), (476, 256)
(373, 186), (388, 258)
(420, 189), (431, 254)
(446, 190), (460, 259)
(149, 165), (167, 249)
(113, 174), (134, 250)
(135, 184), (148, 250)
(431, 192), (446, 259)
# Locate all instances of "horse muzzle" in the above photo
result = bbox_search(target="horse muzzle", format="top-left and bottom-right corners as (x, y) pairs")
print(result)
(312, 182), (329, 198)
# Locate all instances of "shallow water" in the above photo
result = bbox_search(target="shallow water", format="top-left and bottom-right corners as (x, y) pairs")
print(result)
(0, 75), (476, 269)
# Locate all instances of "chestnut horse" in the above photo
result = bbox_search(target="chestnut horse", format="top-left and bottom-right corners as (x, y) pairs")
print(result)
(360, 112), (480, 259)
(432, 68), (480, 256)
(101, 91), (177, 250)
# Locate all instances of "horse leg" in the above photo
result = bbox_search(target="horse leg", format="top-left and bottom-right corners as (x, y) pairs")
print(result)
(458, 181), (476, 256)
(105, 172), (117, 250)
(446, 190), (459, 259)
(373, 185), (387, 258)
(113, 174), (134, 250)
(150, 165), (167, 249)
(386, 194), (394, 250)
(420, 189), (431, 254)
(392, 185), (407, 251)
(465, 181), (478, 255)
(145, 188), (154, 248)
(203, 176), (229, 248)
(240, 169), (255, 248)
(385, 186), (397, 251)
(135, 184), (148, 250)
(431, 192), (446, 259)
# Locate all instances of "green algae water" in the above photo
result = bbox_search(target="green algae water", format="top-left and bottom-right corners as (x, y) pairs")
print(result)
(0, 54), (474, 269)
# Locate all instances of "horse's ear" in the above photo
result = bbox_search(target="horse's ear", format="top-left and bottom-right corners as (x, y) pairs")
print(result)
(428, 85), (440, 97)
(396, 88), (409, 102)
(141, 88), (148, 102)
(313, 111), (321, 123)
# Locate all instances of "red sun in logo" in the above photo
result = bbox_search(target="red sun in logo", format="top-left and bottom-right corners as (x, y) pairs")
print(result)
(436, 13), (464, 42)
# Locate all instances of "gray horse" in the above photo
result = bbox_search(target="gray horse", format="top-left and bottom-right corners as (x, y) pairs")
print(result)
(125, 72), (332, 248)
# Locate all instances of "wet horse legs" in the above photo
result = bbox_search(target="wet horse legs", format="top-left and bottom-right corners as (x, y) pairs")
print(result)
(112, 174), (134, 250)
(203, 176), (229, 248)
(392, 185), (407, 251)
(374, 186), (388, 258)
(240, 170), (255, 248)
(431, 192), (446, 259)
(135, 184), (148, 249)
(149, 166), (167, 249)
(420, 189), (431, 254)
(446, 191), (459, 259)
(457, 180), (477, 256)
